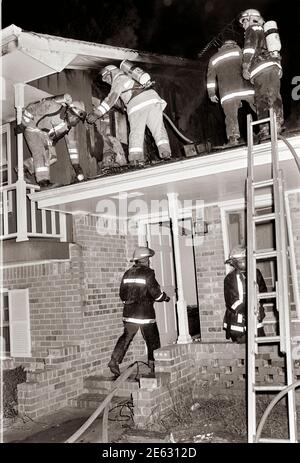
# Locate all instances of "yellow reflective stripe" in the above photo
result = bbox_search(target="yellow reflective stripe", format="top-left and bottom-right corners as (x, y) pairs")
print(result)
(155, 292), (165, 301)
(123, 317), (155, 324)
(207, 82), (216, 89)
(212, 51), (240, 66)
(123, 278), (146, 284)
(157, 139), (169, 146)
(221, 89), (255, 104)
(129, 147), (143, 153)
(231, 274), (244, 310)
(237, 314), (243, 324)
(231, 325), (244, 332)
(36, 167), (49, 172)
(250, 61), (282, 79)
(243, 48), (255, 55)
(128, 98), (161, 116)
(70, 154), (79, 159)
(252, 25), (263, 31)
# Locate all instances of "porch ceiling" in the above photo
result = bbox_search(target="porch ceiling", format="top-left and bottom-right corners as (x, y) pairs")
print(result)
(30, 134), (300, 216)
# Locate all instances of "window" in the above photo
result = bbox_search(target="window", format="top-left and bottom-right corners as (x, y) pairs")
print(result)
(1, 123), (13, 214)
(0, 123), (12, 187)
(1, 289), (31, 358)
(1, 290), (10, 357)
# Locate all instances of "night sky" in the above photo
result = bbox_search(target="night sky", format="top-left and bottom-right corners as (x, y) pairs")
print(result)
(2, 0), (300, 119)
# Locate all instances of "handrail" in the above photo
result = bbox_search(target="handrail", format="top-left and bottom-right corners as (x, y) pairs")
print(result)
(255, 379), (300, 442)
(65, 363), (137, 443)
(0, 182), (40, 192)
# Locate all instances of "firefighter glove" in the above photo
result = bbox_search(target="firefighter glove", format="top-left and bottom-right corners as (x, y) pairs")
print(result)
(210, 95), (219, 104)
(86, 110), (102, 125)
(165, 296), (170, 302)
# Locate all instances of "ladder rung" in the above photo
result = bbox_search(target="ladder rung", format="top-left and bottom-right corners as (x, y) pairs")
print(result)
(258, 291), (277, 299)
(254, 250), (277, 259)
(255, 335), (280, 344)
(251, 117), (270, 126)
(253, 179), (274, 189)
(253, 213), (275, 223)
(254, 385), (286, 392)
(257, 438), (292, 443)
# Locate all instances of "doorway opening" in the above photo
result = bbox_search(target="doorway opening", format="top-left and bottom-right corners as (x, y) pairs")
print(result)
(146, 217), (200, 346)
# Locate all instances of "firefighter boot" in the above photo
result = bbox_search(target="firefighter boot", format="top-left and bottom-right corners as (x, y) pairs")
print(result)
(72, 164), (85, 183)
(258, 125), (270, 142)
(228, 136), (240, 146)
(108, 359), (120, 377)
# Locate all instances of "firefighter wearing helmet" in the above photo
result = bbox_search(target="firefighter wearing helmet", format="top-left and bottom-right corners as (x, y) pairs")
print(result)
(206, 39), (255, 146)
(86, 63), (172, 167)
(21, 95), (86, 188)
(239, 8), (284, 140)
(223, 245), (267, 343)
(107, 246), (170, 377)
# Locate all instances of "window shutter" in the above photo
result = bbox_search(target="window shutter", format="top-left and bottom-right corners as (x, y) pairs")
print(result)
(8, 289), (31, 357)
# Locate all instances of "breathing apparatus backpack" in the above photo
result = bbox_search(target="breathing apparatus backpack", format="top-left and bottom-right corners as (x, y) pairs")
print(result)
(263, 20), (281, 56)
(120, 60), (154, 89)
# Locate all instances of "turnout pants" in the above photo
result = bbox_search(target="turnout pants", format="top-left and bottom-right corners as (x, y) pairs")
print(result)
(222, 96), (255, 141)
(253, 67), (284, 133)
(111, 321), (161, 363)
(128, 103), (171, 163)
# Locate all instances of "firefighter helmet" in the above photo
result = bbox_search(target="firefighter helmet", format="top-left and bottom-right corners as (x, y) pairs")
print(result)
(239, 9), (264, 26)
(225, 245), (246, 270)
(100, 65), (118, 80)
(130, 246), (155, 262)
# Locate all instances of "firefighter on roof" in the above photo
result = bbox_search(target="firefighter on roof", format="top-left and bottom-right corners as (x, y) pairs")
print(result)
(223, 245), (267, 343)
(107, 246), (170, 377)
(86, 63), (172, 166)
(239, 9), (284, 139)
(207, 40), (255, 146)
(21, 95), (86, 188)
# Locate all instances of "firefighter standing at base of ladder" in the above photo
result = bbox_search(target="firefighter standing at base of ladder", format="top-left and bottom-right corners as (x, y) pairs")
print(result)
(206, 40), (255, 146)
(239, 9), (284, 140)
(20, 94), (87, 188)
(223, 245), (267, 343)
(86, 62), (172, 167)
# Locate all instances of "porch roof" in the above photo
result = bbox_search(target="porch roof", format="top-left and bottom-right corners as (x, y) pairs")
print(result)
(29, 133), (300, 216)
(1, 24), (201, 122)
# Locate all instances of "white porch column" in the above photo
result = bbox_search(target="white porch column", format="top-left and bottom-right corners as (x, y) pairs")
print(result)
(137, 221), (147, 246)
(167, 192), (192, 344)
(14, 83), (29, 241)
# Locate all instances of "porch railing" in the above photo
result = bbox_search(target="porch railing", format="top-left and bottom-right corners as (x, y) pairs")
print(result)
(0, 181), (67, 242)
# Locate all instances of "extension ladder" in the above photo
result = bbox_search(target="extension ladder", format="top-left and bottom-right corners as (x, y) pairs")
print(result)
(246, 108), (298, 443)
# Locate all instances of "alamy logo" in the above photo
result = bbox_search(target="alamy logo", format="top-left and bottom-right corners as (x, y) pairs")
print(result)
(291, 76), (300, 101)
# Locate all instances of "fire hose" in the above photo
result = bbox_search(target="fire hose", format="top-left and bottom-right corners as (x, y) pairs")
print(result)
(163, 113), (195, 144)
(278, 135), (300, 174)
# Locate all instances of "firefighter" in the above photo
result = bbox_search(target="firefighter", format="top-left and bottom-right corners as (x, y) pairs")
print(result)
(223, 245), (266, 343)
(20, 95), (86, 188)
(107, 246), (170, 377)
(86, 64), (172, 166)
(239, 9), (284, 139)
(206, 40), (255, 146)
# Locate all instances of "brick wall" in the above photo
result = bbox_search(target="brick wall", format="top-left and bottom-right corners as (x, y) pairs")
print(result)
(133, 342), (300, 428)
(194, 206), (226, 342)
(3, 214), (145, 418)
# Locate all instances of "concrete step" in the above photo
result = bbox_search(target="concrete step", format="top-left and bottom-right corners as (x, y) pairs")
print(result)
(84, 374), (140, 397)
(70, 392), (131, 410)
